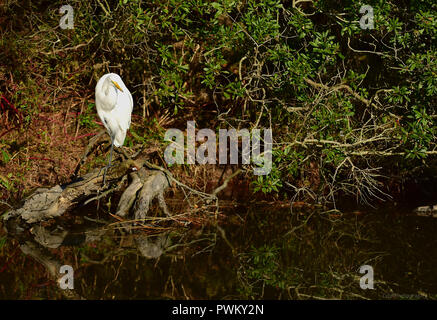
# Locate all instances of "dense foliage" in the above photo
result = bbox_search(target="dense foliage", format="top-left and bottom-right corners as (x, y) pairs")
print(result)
(0, 0), (436, 205)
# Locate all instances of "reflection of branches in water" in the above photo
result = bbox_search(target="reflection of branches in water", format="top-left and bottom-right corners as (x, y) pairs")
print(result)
(238, 209), (394, 299)
(16, 215), (221, 299)
(80, 248), (136, 265)
(19, 240), (84, 299)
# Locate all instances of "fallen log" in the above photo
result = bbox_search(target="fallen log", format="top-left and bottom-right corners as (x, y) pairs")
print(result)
(3, 157), (172, 224)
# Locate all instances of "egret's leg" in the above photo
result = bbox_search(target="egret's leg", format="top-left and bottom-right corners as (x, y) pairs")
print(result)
(103, 140), (114, 185)
(108, 140), (114, 168)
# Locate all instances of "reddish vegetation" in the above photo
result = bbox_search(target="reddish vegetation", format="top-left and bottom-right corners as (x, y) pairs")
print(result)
(0, 100), (99, 203)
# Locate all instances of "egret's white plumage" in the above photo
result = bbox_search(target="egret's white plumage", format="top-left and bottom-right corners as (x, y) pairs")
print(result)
(95, 73), (133, 147)
(95, 73), (133, 184)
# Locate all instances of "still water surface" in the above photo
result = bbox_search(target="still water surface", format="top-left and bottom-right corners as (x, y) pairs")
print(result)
(1, 202), (436, 299)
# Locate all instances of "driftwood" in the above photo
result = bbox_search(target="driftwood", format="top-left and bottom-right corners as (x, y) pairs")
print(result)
(116, 166), (171, 220)
(413, 205), (437, 218)
(3, 157), (172, 224)
(134, 168), (171, 220)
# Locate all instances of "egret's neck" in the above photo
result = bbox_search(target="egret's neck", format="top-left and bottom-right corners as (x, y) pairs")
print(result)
(98, 80), (118, 110)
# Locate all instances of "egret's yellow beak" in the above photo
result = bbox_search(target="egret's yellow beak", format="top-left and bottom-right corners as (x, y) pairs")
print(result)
(112, 81), (123, 92)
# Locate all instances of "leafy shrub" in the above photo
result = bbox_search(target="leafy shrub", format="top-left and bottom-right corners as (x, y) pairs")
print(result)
(0, 0), (435, 204)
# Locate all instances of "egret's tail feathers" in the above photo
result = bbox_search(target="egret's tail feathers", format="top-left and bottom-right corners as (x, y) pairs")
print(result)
(113, 129), (127, 147)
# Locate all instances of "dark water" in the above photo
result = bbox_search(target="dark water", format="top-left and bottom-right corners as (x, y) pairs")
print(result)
(1, 202), (437, 299)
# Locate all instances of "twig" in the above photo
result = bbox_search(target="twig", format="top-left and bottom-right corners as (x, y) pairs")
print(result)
(84, 185), (118, 205)
(0, 200), (13, 209)
(74, 129), (107, 176)
(41, 35), (97, 56)
(212, 169), (242, 196)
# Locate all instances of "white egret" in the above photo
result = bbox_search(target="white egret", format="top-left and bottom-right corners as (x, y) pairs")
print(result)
(95, 73), (133, 184)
